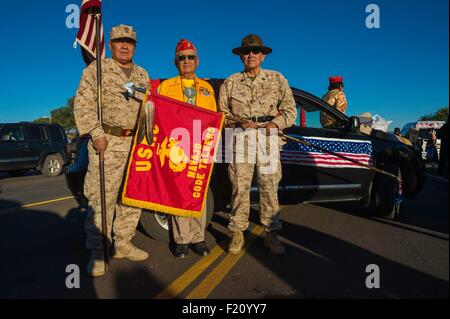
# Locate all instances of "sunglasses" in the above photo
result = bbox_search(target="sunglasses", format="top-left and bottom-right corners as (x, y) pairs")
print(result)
(177, 55), (197, 61)
(241, 48), (263, 55)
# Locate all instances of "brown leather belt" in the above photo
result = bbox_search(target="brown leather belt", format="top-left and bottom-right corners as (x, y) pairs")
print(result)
(102, 123), (135, 137)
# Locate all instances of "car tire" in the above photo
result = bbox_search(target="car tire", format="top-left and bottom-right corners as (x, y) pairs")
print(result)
(139, 188), (215, 243)
(42, 154), (64, 177)
(370, 164), (401, 220)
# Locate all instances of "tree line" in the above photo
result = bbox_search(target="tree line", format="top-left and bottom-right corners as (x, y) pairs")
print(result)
(420, 107), (448, 122)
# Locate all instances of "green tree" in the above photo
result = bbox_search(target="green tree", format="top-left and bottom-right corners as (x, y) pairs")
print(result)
(34, 97), (76, 131)
(33, 117), (50, 124)
(50, 102), (75, 131)
(420, 107), (448, 121)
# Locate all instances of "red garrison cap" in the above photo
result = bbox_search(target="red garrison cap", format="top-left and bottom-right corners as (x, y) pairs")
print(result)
(329, 76), (344, 84)
(175, 39), (197, 53)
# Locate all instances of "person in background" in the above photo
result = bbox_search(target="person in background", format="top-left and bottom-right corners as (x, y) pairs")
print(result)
(320, 76), (348, 128)
(426, 128), (438, 166)
(437, 121), (448, 177)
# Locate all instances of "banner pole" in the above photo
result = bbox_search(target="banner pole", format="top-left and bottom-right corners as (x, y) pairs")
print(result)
(93, 12), (109, 272)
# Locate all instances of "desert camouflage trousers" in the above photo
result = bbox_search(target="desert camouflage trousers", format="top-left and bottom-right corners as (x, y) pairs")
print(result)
(227, 131), (283, 233)
(84, 140), (141, 250)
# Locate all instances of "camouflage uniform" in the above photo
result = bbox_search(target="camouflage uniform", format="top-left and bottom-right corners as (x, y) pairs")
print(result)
(74, 58), (149, 250)
(219, 69), (297, 232)
(320, 89), (348, 128)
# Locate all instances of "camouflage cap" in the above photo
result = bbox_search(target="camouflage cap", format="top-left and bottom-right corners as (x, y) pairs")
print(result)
(110, 24), (137, 42)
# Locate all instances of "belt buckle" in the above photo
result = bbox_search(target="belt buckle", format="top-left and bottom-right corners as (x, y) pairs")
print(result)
(121, 129), (132, 137)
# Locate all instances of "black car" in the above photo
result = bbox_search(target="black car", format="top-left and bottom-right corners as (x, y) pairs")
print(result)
(0, 122), (71, 177)
(67, 80), (426, 242)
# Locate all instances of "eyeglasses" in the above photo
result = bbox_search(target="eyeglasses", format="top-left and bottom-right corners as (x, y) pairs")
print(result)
(177, 55), (197, 61)
(241, 48), (263, 55)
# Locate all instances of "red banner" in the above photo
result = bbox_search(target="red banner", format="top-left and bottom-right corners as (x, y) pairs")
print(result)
(122, 92), (224, 218)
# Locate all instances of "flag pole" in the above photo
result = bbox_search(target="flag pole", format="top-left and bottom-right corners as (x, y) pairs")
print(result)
(93, 12), (109, 272)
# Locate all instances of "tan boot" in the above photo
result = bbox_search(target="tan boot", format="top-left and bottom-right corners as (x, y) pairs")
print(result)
(114, 242), (149, 261)
(87, 250), (106, 277)
(228, 231), (244, 255)
(264, 231), (285, 256)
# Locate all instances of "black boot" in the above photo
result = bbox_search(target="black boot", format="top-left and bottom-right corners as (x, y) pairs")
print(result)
(190, 242), (210, 256)
(173, 244), (189, 258)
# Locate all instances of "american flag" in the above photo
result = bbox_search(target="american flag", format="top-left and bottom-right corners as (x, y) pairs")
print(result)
(281, 135), (373, 169)
(75, 0), (105, 65)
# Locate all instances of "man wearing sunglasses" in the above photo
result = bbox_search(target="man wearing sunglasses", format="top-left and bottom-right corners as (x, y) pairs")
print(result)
(219, 34), (297, 256)
(158, 39), (217, 258)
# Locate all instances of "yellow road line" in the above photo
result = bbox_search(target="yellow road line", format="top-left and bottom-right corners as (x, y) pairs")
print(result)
(186, 225), (265, 299)
(0, 196), (74, 215)
(155, 240), (227, 299)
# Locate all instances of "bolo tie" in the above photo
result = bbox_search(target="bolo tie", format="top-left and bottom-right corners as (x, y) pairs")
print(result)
(180, 76), (197, 105)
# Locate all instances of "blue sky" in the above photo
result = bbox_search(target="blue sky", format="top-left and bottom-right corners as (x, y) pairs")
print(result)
(0, 0), (448, 130)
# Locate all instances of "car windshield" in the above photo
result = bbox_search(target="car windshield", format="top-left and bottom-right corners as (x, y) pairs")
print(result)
(401, 123), (415, 136)
(294, 94), (345, 129)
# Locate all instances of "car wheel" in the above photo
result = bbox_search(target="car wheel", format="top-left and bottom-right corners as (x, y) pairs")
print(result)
(139, 188), (215, 243)
(370, 164), (402, 220)
(42, 154), (64, 177)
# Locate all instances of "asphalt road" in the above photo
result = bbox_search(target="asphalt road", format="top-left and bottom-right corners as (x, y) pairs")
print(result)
(0, 171), (448, 299)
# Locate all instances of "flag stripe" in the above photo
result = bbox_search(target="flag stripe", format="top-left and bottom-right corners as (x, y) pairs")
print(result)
(281, 135), (373, 169)
(75, 0), (105, 65)
(281, 152), (370, 159)
(281, 161), (371, 169)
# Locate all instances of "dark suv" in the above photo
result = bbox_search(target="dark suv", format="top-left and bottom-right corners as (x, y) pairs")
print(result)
(0, 122), (71, 177)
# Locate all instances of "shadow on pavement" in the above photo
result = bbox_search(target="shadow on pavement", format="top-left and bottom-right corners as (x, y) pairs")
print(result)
(0, 200), (96, 298)
(0, 198), (170, 299)
(0, 171), (41, 180)
(115, 266), (166, 299)
(209, 209), (448, 299)
(316, 176), (449, 236)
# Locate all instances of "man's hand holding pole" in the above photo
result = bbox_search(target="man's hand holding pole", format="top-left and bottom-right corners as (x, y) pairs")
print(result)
(93, 137), (108, 160)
